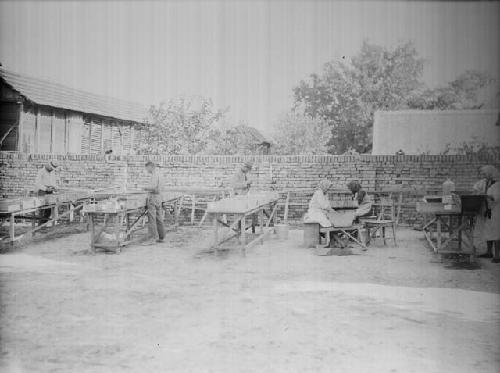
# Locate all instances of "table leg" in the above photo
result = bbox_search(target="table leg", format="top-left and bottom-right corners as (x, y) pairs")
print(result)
(89, 214), (96, 254)
(240, 215), (246, 257)
(52, 204), (58, 227)
(259, 209), (264, 245)
(9, 213), (15, 244)
(31, 211), (36, 238)
(213, 214), (219, 255)
(115, 213), (122, 254)
(436, 217), (441, 252)
(458, 215), (462, 251)
(126, 213), (131, 240)
(191, 195), (196, 225)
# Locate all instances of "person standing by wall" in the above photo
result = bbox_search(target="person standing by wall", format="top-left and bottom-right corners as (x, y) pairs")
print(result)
(34, 161), (58, 226)
(473, 165), (500, 262)
(143, 161), (165, 245)
(230, 161), (253, 196)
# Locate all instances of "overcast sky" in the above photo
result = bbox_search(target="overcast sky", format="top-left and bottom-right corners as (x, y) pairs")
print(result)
(0, 0), (499, 133)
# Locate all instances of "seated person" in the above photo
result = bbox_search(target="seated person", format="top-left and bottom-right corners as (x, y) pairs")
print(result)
(304, 179), (336, 228)
(347, 180), (373, 220)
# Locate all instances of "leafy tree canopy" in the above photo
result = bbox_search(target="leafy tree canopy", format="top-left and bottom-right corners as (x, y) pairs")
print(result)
(273, 109), (330, 154)
(292, 40), (495, 154)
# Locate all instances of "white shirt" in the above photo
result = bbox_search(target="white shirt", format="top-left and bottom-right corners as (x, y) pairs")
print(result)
(148, 170), (161, 195)
(34, 167), (57, 192)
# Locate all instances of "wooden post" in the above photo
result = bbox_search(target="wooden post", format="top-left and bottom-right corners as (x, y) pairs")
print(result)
(17, 102), (24, 152)
(240, 214), (246, 257)
(31, 211), (36, 238)
(52, 204), (58, 227)
(190, 194), (196, 225)
(9, 213), (15, 244)
(126, 212), (131, 240)
(213, 214), (219, 255)
(89, 214), (96, 254)
(100, 120), (104, 154)
(64, 112), (68, 154)
(115, 213), (122, 254)
(50, 110), (54, 154)
(458, 215), (462, 251)
(396, 192), (403, 226)
(284, 192), (290, 224)
(259, 209), (264, 245)
(436, 217), (441, 252)
(35, 107), (40, 153)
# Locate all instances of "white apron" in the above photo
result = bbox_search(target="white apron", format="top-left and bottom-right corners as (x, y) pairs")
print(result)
(304, 190), (333, 227)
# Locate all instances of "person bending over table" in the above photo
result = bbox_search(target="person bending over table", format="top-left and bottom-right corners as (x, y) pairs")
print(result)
(347, 180), (373, 221)
(34, 161), (59, 226)
(304, 179), (345, 246)
(230, 161), (253, 196)
(304, 179), (336, 228)
(473, 165), (500, 263)
(142, 161), (165, 245)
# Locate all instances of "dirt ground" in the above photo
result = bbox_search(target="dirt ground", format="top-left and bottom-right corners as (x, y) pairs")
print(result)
(1, 226), (499, 373)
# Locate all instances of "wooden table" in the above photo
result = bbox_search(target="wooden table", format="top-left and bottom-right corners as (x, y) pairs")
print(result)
(86, 193), (184, 254)
(87, 207), (145, 254)
(162, 187), (232, 226)
(206, 194), (280, 256)
(0, 195), (90, 246)
(416, 200), (476, 261)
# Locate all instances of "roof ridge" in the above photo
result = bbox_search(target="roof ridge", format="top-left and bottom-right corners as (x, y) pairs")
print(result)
(0, 66), (143, 107)
(0, 66), (148, 123)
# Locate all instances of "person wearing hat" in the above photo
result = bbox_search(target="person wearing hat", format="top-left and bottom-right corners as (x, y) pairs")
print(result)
(473, 165), (500, 262)
(304, 179), (336, 227)
(142, 161), (165, 245)
(347, 180), (373, 220)
(230, 161), (254, 195)
(34, 161), (59, 225)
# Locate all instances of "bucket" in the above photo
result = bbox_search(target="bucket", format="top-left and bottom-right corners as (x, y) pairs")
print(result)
(275, 224), (289, 240)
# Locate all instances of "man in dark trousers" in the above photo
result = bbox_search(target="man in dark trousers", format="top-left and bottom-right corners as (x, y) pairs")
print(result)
(143, 161), (165, 245)
(34, 161), (58, 226)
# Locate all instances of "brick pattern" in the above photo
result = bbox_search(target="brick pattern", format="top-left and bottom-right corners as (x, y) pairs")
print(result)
(1, 153), (499, 224)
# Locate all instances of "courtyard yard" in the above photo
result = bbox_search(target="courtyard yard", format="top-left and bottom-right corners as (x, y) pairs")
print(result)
(1, 227), (499, 373)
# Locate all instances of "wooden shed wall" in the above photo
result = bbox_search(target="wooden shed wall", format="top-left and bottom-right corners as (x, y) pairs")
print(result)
(80, 118), (139, 155)
(0, 102), (20, 151)
(1, 82), (144, 154)
(20, 107), (85, 154)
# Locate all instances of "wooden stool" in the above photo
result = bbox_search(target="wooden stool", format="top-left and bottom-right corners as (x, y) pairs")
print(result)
(303, 223), (320, 248)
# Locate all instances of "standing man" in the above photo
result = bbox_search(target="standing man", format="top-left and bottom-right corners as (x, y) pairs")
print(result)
(34, 161), (58, 225)
(143, 161), (165, 244)
(230, 161), (253, 195)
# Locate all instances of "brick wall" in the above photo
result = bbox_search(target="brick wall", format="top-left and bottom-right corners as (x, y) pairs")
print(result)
(1, 152), (499, 225)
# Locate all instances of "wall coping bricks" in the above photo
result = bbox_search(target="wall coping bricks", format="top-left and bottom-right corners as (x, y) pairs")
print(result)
(1, 152), (499, 164)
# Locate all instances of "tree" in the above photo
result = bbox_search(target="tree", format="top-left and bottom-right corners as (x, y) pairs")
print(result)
(407, 70), (495, 110)
(138, 97), (227, 155)
(293, 41), (425, 154)
(273, 110), (330, 154)
(203, 123), (252, 155)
